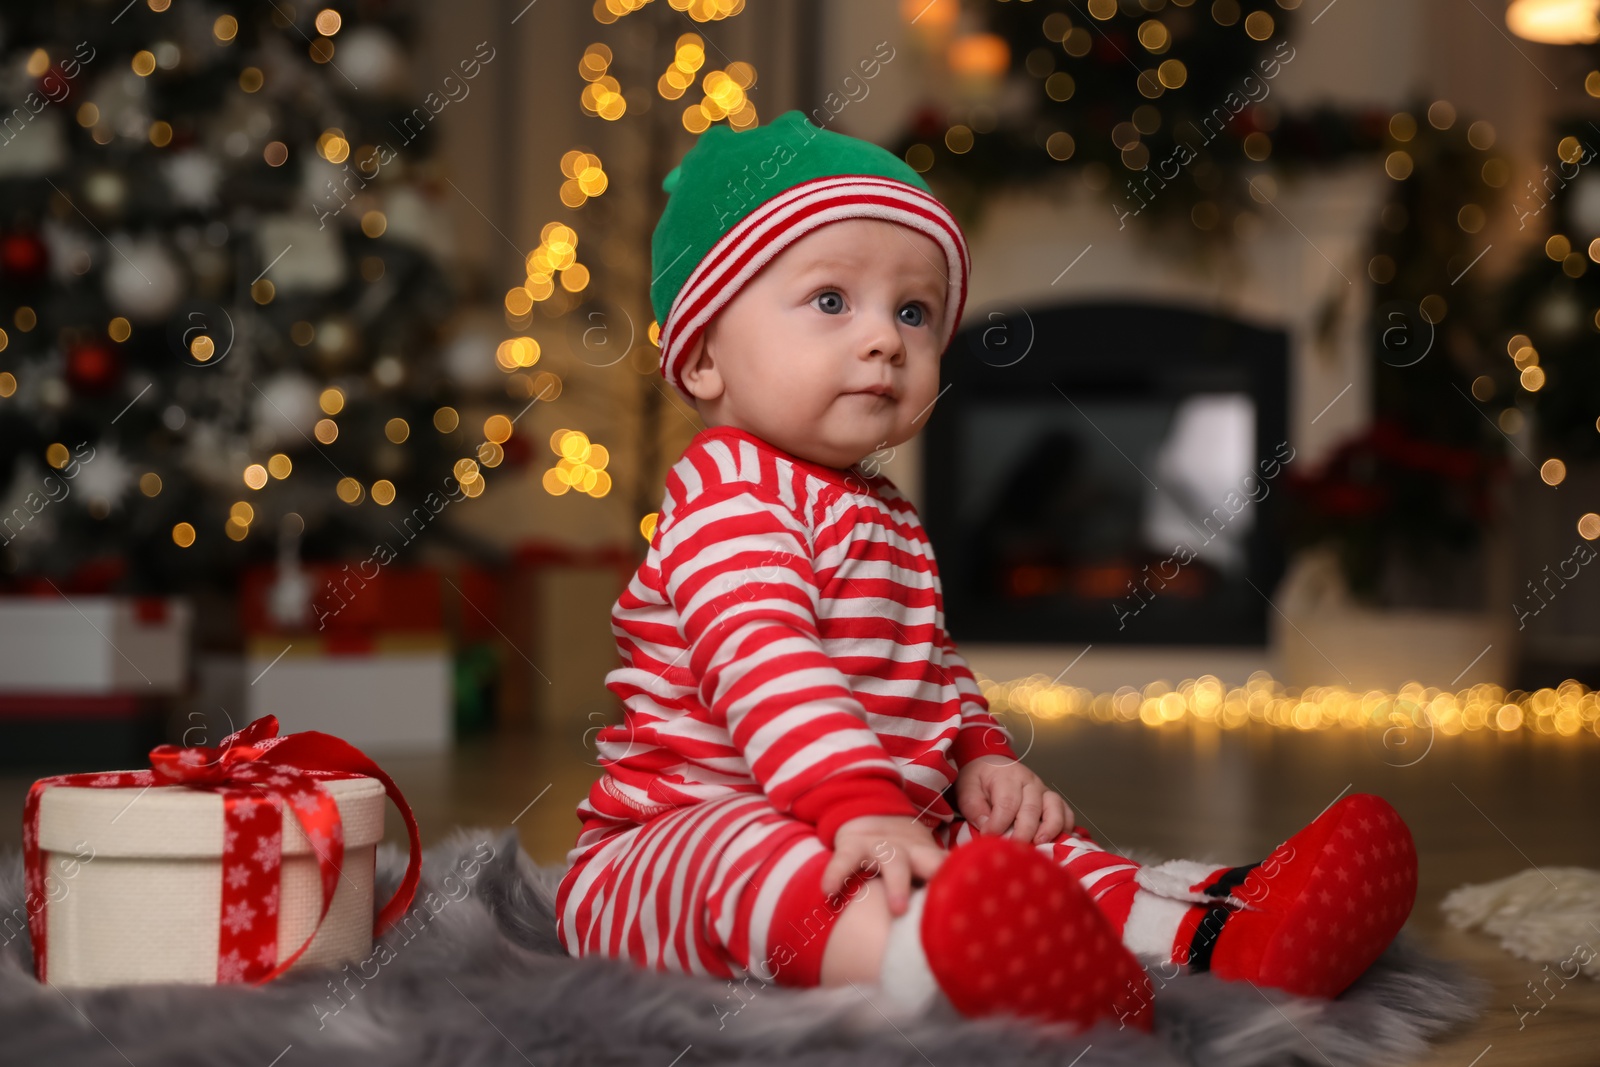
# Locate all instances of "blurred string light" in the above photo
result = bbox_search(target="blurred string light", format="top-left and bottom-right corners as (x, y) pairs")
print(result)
(974, 671), (1600, 740)
(666, 35), (757, 132)
(544, 429), (611, 498)
(660, 34), (700, 100)
(504, 368), (562, 403)
(496, 335), (541, 371)
(507, 222), (586, 313)
(595, 0), (744, 23)
(1505, 331), (1547, 396)
(542, 11), (754, 511)
(579, 43), (626, 120)
(317, 127), (350, 164)
(226, 501), (253, 542)
(561, 149), (608, 207)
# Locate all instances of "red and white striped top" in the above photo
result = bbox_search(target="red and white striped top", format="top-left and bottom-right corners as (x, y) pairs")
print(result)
(567, 424), (1018, 869)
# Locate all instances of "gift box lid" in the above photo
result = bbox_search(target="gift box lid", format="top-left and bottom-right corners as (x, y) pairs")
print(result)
(35, 775), (386, 858)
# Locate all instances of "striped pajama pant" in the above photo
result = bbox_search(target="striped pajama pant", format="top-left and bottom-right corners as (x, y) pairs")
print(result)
(554, 790), (1143, 990)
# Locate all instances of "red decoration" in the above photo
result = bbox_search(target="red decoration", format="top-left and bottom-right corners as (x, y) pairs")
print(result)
(0, 231), (48, 283)
(1093, 30), (1134, 66)
(909, 105), (946, 143)
(66, 339), (121, 394)
(238, 564), (445, 634)
(1285, 418), (1502, 523)
(21, 715), (423, 986)
(2, 556), (129, 595)
(500, 433), (533, 467)
(37, 64), (82, 105)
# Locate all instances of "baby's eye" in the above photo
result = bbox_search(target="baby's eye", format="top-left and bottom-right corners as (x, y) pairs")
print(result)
(899, 302), (926, 327)
(814, 290), (845, 315)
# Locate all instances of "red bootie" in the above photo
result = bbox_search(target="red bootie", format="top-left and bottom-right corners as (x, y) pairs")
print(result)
(1190, 794), (1418, 998)
(918, 834), (1156, 1032)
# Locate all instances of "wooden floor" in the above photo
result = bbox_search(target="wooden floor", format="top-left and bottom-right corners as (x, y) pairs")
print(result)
(5, 718), (1598, 1063)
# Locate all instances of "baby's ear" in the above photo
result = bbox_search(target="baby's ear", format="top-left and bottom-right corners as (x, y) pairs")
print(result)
(680, 332), (707, 376)
(678, 332), (723, 401)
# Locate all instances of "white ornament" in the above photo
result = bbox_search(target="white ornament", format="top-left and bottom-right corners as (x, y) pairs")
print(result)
(184, 422), (247, 487)
(70, 441), (134, 513)
(0, 110), (66, 176)
(251, 374), (321, 450)
(372, 355), (405, 387)
(442, 310), (504, 389)
(38, 378), (70, 410)
(42, 217), (97, 281)
(338, 27), (410, 96)
(84, 69), (149, 140)
(1568, 172), (1600, 238)
(84, 170), (127, 214)
(0, 458), (56, 546)
(164, 152), (222, 210)
(382, 185), (456, 261)
(104, 234), (184, 322)
(1534, 291), (1583, 339)
(267, 517), (314, 629)
(255, 213), (347, 295)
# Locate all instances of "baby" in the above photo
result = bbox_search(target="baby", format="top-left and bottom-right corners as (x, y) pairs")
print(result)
(555, 110), (1418, 1032)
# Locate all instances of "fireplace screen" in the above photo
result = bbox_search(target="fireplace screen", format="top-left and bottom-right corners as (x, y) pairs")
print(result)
(923, 301), (1289, 646)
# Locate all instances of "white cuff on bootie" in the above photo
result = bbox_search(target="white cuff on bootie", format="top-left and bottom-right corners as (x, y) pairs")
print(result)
(1135, 858), (1252, 909)
(874, 884), (948, 1017)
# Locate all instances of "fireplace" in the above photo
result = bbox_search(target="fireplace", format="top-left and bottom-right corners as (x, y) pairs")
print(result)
(922, 300), (1290, 646)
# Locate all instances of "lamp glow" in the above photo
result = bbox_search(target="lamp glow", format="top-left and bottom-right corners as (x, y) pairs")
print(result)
(1506, 0), (1600, 44)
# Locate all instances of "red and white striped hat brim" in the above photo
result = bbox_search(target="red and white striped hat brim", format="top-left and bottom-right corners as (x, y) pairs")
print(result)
(658, 174), (971, 405)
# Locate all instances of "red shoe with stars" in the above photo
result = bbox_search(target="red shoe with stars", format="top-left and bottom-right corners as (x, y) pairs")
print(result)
(1174, 793), (1418, 998)
(880, 833), (1157, 1032)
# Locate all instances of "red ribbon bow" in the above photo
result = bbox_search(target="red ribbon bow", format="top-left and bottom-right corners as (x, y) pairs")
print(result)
(21, 715), (422, 985)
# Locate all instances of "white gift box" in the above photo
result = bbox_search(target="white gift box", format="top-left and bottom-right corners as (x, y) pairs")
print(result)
(33, 774), (385, 989)
(0, 596), (191, 695)
(244, 634), (453, 752)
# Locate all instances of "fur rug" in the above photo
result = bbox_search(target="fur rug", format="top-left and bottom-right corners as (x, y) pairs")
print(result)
(1441, 867), (1600, 979)
(0, 827), (1486, 1067)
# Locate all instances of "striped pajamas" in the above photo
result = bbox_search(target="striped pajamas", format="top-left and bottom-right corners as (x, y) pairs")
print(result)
(557, 424), (1146, 988)
(554, 791), (1141, 989)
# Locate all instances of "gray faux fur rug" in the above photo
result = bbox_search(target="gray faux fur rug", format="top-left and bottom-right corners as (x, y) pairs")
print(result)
(0, 827), (1486, 1066)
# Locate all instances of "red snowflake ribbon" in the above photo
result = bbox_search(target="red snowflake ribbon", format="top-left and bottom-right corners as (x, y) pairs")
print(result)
(20, 715), (422, 986)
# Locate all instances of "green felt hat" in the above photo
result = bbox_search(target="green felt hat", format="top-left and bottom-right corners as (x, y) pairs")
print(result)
(650, 109), (970, 405)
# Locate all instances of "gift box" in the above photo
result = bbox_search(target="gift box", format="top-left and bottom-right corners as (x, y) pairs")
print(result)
(21, 716), (421, 990)
(239, 565), (454, 751)
(0, 594), (191, 695)
(244, 634), (454, 751)
(0, 693), (168, 772)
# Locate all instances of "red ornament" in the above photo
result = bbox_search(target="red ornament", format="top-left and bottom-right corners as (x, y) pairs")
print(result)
(1094, 30), (1134, 66)
(0, 231), (48, 283)
(500, 434), (533, 466)
(66, 339), (121, 394)
(909, 104), (947, 143)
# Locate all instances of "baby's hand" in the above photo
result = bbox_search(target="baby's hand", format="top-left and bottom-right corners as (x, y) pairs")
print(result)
(956, 755), (1075, 845)
(823, 814), (946, 917)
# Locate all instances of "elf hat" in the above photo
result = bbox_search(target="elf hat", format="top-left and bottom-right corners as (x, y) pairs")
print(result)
(651, 109), (971, 406)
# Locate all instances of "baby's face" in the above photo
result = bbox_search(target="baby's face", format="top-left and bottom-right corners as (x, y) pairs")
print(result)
(678, 216), (951, 470)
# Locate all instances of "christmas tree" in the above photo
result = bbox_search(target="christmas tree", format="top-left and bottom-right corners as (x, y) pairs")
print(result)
(1281, 103), (1512, 608)
(0, 0), (501, 598)
(881, 0), (1388, 238)
(1495, 117), (1600, 468)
